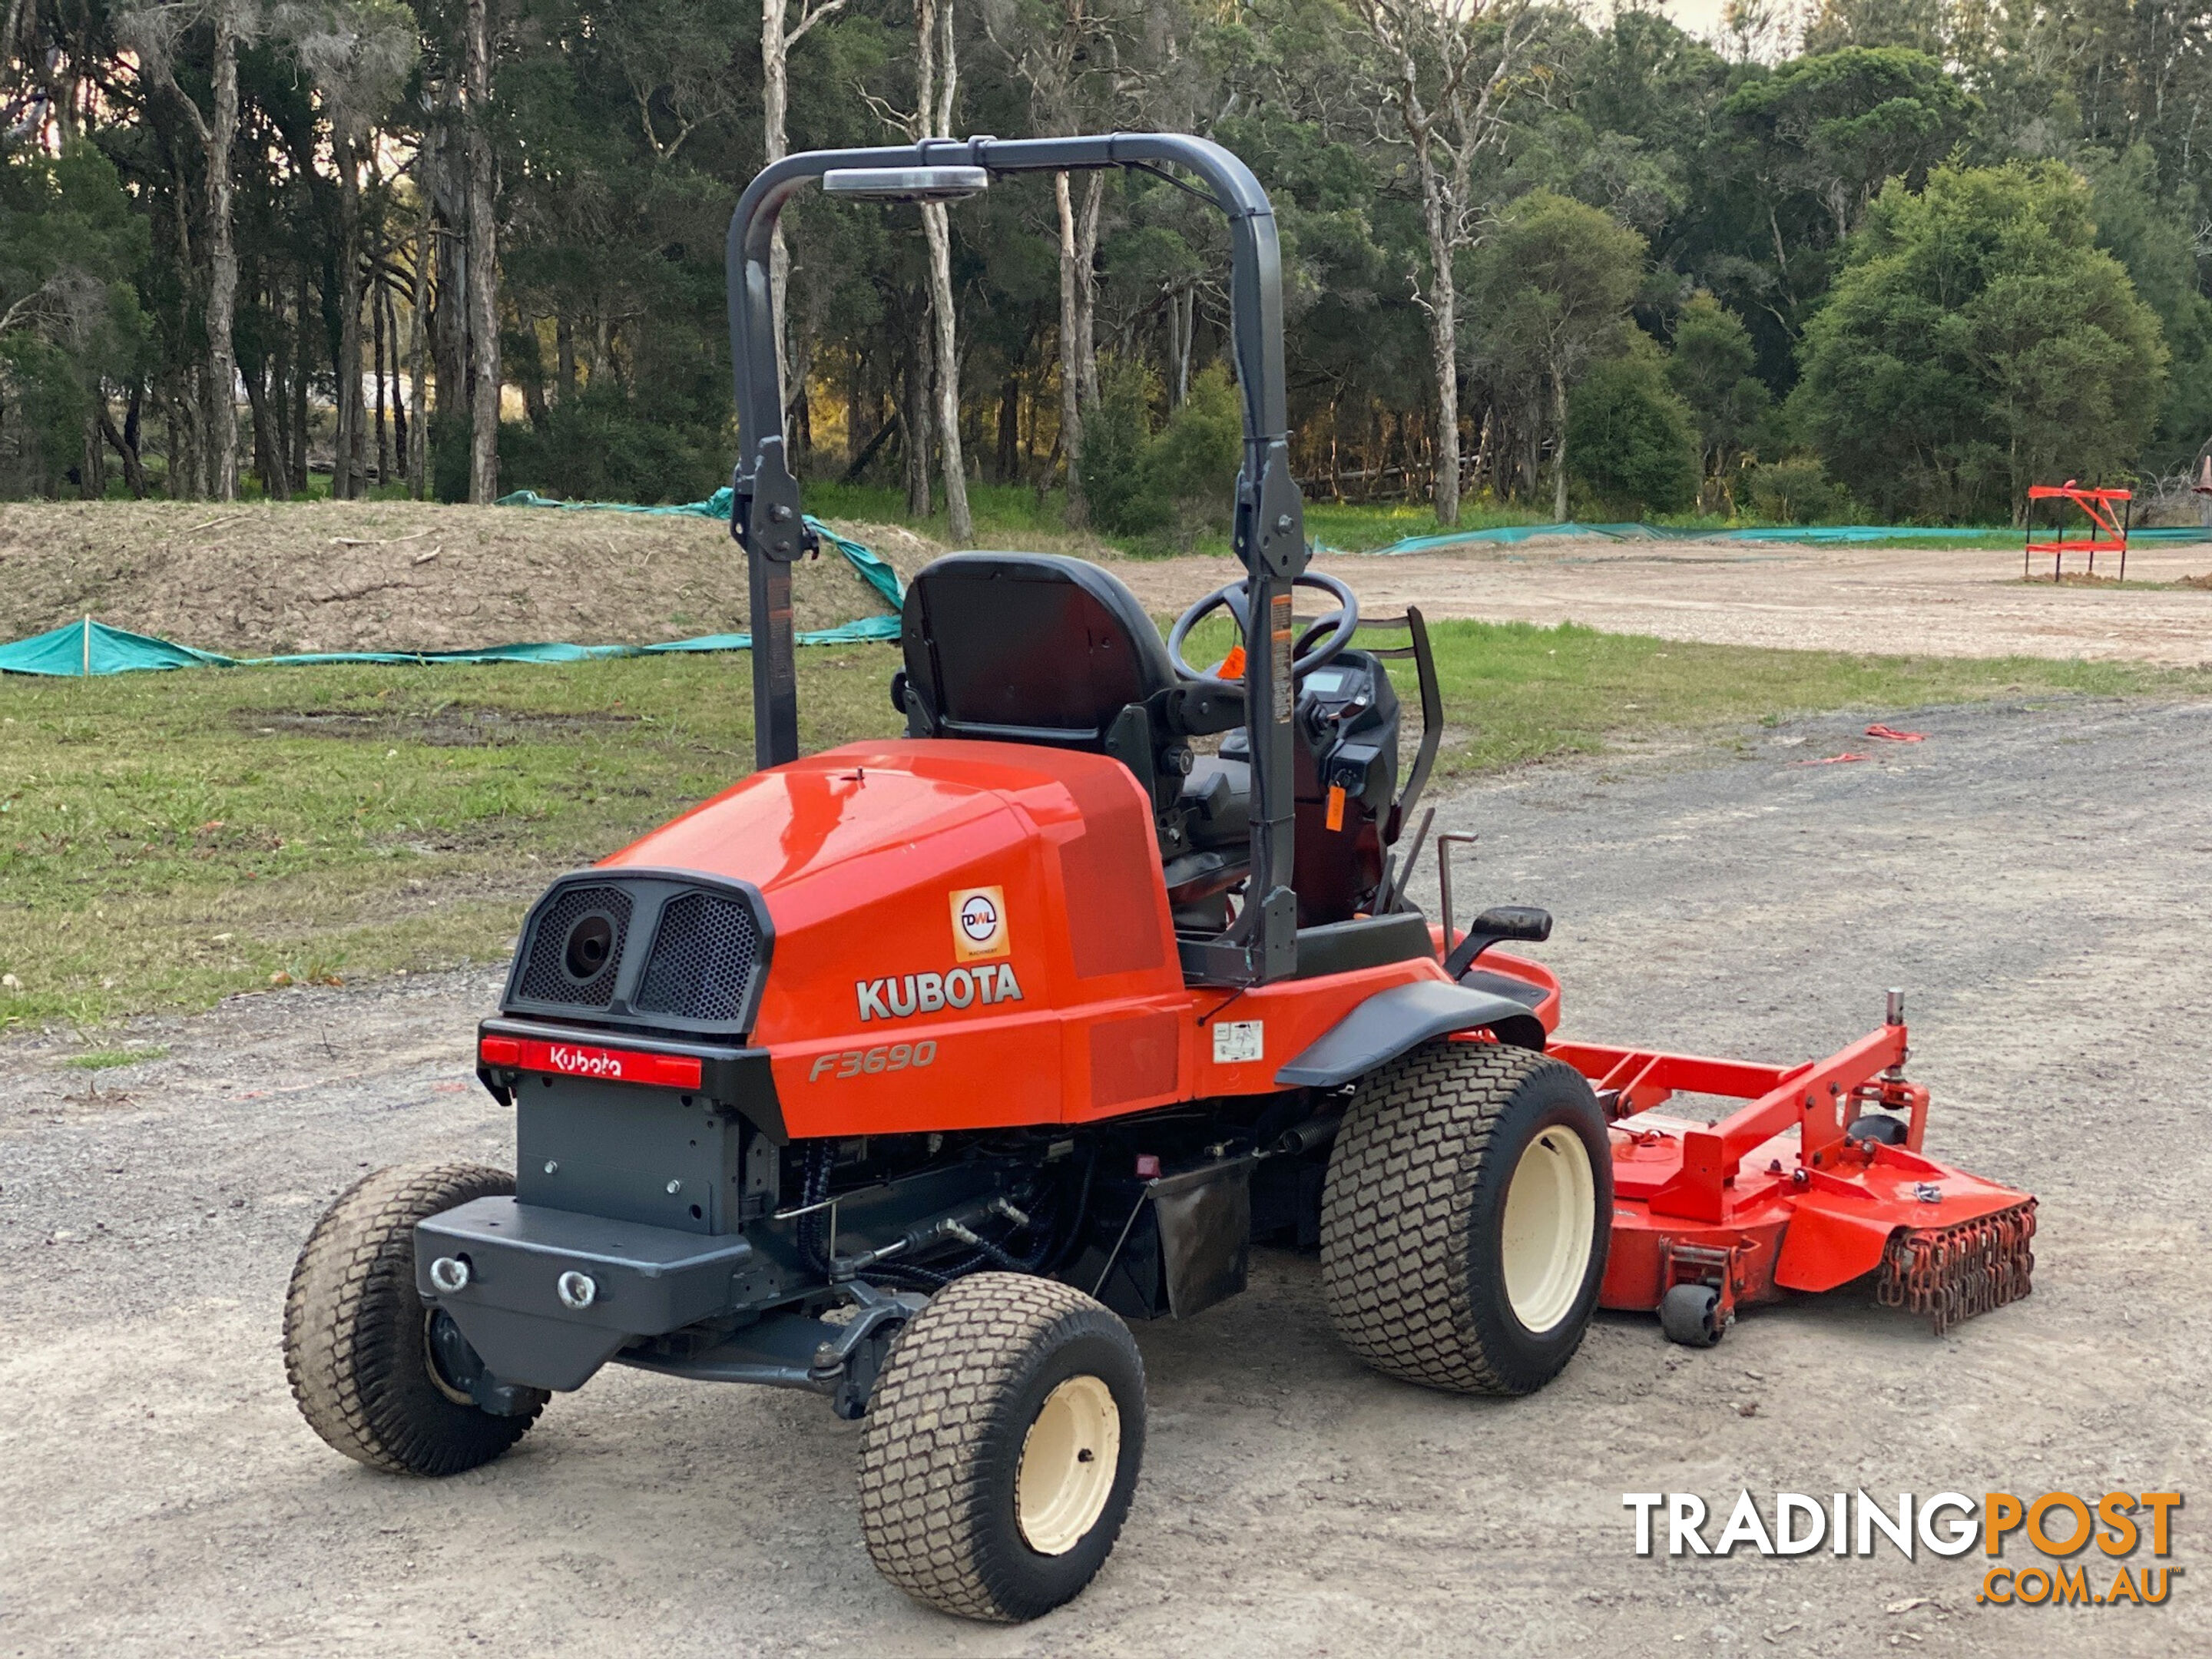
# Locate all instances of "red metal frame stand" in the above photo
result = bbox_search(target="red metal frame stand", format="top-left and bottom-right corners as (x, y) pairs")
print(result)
(2025, 481), (2131, 583)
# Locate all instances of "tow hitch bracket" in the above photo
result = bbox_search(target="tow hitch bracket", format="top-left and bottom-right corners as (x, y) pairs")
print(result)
(615, 1279), (926, 1419)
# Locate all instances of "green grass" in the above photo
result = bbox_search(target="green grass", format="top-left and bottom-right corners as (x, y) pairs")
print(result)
(0, 650), (896, 1031)
(802, 480), (1553, 558)
(795, 478), (2068, 555)
(63, 1045), (168, 1070)
(4, 627), (2204, 1031)
(1404, 621), (2202, 770)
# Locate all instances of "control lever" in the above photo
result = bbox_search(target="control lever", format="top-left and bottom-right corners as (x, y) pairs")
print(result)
(1444, 905), (1553, 979)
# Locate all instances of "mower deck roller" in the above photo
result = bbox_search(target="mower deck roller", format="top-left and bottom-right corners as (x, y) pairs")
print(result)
(282, 131), (2038, 1624)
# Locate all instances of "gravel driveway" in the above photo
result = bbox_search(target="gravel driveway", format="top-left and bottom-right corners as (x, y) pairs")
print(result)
(5, 695), (2207, 1657)
(1110, 538), (2212, 664)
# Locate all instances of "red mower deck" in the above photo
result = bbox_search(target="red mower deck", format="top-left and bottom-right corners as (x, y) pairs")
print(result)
(1552, 1008), (2034, 1343)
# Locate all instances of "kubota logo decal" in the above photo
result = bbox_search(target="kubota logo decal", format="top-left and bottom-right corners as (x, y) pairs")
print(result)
(547, 1044), (624, 1078)
(949, 885), (1009, 962)
(857, 964), (1023, 1022)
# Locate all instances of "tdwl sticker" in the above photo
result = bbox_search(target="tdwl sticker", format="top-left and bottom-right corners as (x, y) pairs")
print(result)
(1212, 1021), (1263, 1064)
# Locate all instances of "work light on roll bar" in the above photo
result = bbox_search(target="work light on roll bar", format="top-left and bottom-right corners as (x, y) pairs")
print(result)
(822, 166), (990, 202)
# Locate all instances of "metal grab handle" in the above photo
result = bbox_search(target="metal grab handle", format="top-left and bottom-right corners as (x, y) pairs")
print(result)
(1436, 833), (1478, 951)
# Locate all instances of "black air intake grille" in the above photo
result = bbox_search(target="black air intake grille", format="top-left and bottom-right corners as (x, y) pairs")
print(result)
(634, 892), (759, 1025)
(516, 883), (634, 1007)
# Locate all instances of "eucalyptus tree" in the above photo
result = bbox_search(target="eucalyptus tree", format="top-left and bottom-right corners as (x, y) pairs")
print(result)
(275, 0), (416, 498)
(1352, 0), (1535, 526)
(983, 0), (1136, 525)
(762, 0), (850, 410)
(863, 0), (972, 537)
(119, 0), (263, 498)
(1469, 188), (1644, 520)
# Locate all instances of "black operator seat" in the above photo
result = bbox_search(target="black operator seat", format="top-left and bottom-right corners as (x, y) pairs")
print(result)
(896, 552), (1252, 877)
(898, 552), (1178, 745)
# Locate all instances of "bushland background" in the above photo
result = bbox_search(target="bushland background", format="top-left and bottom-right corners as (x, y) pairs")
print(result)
(5, 0), (2212, 542)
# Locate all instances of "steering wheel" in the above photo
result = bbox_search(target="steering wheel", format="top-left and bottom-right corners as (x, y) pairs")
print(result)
(1167, 571), (1359, 683)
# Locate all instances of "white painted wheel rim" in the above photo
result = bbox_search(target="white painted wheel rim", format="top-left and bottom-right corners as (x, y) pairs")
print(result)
(1501, 1125), (1598, 1333)
(1015, 1375), (1120, 1555)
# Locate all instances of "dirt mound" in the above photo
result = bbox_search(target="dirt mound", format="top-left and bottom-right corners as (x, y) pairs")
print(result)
(0, 501), (938, 656)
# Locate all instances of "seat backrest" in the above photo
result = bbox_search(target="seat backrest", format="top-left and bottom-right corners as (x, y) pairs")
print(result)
(900, 553), (1181, 747)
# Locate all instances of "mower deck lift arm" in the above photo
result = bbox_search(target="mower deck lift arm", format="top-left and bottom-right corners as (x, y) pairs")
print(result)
(726, 133), (1310, 986)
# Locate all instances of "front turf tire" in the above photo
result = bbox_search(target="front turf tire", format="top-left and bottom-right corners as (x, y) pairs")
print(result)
(1321, 1041), (1611, 1396)
(858, 1273), (1145, 1622)
(283, 1163), (546, 1475)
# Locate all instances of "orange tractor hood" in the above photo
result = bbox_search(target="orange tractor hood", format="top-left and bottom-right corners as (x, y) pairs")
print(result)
(598, 741), (1184, 1117)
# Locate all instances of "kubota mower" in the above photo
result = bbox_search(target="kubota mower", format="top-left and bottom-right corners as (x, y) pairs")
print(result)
(283, 134), (2037, 1623)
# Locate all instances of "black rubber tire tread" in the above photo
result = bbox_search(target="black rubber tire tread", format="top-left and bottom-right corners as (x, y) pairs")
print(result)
(283, 1162), (545, 1475)
(1320, 1041), (1608, 1396)
(858, 1272), (1144, 1623)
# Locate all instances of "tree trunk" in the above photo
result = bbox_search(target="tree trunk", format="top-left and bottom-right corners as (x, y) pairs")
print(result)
(98, 399), (148, 497)
(432, 224), (467, 426)
(374, 276), (391, 486)
(268, 293), (293, 498)
(517, 314), (550, 431)
(903, 309), (932, 518)
(1, 0), (26, 92)
(206, 4), (242, 502)
(763, 2), (793, 419)
(787, 323), (815, 463)
(922, 205), (972, 540)
(387, 281), (408, 477)
(1055, 172), (1088, 525)
(555, 313), (576, 403)
(335, 138), (365, 499)
(79, 409), (106, 499)
(1169, 284), (1194, 406)
(167, 376), (201, 498)
(293, 268), (312, 489)
(1470, 402), (1492, 508)
(408, 214), (430, 497)
(465, 0), (502, 504)
(913, 0), (971, 541)
(1414, 148), (1459, 528)
(1551, 369), (1569, 522)
(245, 354), (280, 497)
(995, 372), (1020, 483)
(1076, 171), (1102, 409)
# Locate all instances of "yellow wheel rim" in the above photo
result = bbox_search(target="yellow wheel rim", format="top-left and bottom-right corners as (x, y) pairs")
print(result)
(1501, 1126), (1597, 1333)
(1015, 1375), (1120, 1555)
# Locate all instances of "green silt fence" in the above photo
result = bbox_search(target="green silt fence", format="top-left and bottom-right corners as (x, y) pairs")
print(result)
(0, 500), (903, 677)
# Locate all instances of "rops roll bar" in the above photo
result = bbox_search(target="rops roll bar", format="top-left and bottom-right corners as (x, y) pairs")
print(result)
(726, 133), (1310, 984)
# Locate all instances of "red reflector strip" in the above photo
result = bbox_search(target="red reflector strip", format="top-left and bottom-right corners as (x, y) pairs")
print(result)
(478, 1035), (701, 1089)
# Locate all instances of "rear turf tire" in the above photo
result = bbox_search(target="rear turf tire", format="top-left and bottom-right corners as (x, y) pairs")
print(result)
(858, 1273), (1145, 1622)
(283, 1163), (546, 1475)
(1321, 1041), (1611, 1396)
